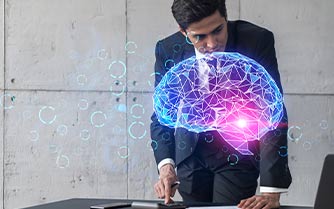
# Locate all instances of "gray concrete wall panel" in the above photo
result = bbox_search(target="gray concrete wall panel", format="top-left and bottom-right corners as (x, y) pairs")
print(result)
(126, 0), (175, 93)
(4, 91), (127, 208)
(126, 92), (183, 201)
(226, 0), (240, 20)
(127, 92), (158, 199)
(0, 0), (333, 207)
(240, 0), (334, 94)
(0, 0), (4, 206)
(281, 94), (334, 206)
(5, 0), (126, 91)
(0, 0), (3, 89)
(0, 91), (4, 209)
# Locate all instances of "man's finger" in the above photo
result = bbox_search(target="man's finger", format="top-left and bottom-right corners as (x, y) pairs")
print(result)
(237, 199), (246, 207)
(253, 200), (267, 209)
(163, 180), (172, 204)
(240, 196), (256, 208)
(158, 181), (166, 198)
(154, 184), (159, 197)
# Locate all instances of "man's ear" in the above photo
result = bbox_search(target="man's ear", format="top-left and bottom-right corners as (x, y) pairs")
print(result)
(179, 25), (187, 37)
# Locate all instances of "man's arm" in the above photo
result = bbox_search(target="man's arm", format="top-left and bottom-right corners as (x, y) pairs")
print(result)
(150, 40), (178, 204)
(238, 29), (291, 209)
(256, 30), (292, 189)
(150, 40), (176, 165)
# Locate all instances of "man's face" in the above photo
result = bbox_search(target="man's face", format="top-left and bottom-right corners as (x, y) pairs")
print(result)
(181, 10), (228, 54)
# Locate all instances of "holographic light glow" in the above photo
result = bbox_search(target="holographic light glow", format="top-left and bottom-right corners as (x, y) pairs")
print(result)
(153, 52), (284, 155)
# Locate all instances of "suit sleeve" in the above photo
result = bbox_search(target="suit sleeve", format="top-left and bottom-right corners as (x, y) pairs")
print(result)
(256, 31), (292, 189)
(150, 40), (176, 166)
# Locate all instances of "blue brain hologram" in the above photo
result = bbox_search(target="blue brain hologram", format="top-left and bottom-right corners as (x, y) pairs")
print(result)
(153, 52), (284, 155)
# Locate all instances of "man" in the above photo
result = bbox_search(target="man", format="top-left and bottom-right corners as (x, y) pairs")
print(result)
(150, 0), (292, 208)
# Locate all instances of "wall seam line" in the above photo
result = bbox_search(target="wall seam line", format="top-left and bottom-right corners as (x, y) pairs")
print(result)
(2, 0), (5, 208)
(125, 0), (129, 200)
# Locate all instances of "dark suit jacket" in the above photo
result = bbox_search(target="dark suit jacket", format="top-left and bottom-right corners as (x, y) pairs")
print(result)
(150, 20), (292, 189)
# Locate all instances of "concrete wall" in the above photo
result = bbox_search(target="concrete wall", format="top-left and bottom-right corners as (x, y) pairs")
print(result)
(0, 0), (333, 208)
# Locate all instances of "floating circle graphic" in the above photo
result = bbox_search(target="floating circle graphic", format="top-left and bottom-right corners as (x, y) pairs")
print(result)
(49, 144), (59, 154)
(110, 82), (126, 97)
(278, 146), (288, 157)
(56, 154), (70, 168)
(90, 111), (107, 128)
(204, 133), (214, 143)
(274, 129), (281, 136)
(117, 146), (130, 158)
(78, 99), (89, 110)
(69, 50), (79, 60)
(198, 46), (206, 54)
(73, 146), (86, 156)
(319, 120), (328, 130)
(164, 59), (175, 69)
(125, 41), (137, 54)
(82, 58), (94, 69)
(303, 141), (312, 151)
(227, 154), (239, 166)
(185, 31), (199, 45)
(113, 125), (124, 134)
(130, 104), (145, 119)
(80, 129), (90, 141)
(173, 44), (181, 53)
(222, 146), (229, 153)
(30, 130), (39, 142)
(76, 74), (88, 85)
(97, 49), (108, 60)
(109, 61), (126, 79)
(57, 125), (68, 136)
(148, 72), (162, 87)
(287, 126), (302, 142)
(177, 141), (186, 150)
(39, 106), (57, 125)
(162, 132), (171, 141)
(128, 121), (146, 139)
(147, 140), (158, 151)
(22, 110), (33, 120)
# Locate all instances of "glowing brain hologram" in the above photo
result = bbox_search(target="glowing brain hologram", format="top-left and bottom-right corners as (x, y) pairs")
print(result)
(153, 52), (284, 155)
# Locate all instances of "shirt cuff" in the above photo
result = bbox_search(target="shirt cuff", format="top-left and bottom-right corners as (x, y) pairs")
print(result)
(157, 158), (175, 171)
(260, 186), (288, 193)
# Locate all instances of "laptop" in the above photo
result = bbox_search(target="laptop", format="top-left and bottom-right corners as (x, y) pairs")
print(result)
(314, 154), (334, 209)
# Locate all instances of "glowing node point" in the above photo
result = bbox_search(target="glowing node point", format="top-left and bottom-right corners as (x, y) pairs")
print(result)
(237, 119), (247, 128)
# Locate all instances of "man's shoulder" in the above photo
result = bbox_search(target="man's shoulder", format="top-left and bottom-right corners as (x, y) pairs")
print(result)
(159, 31), (184, 43)
(155, 31), (194, 60)
(156, 31), (190, 51)
(229, 20), (274, 40)
(227, 20), (275, 54)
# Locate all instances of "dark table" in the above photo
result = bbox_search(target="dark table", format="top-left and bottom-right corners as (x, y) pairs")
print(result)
(22, 198), (313, 209)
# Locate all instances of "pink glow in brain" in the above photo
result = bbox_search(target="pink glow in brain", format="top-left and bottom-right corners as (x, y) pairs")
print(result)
(153, 52), (283, 155)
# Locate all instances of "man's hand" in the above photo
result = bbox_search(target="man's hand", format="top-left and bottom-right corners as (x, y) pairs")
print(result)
(237, 193), (280, 209)
(154, 164), (178, 204)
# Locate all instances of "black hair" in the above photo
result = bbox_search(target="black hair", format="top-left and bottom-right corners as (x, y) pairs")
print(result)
(171, 0), (227, 31)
